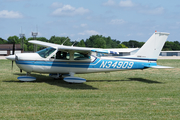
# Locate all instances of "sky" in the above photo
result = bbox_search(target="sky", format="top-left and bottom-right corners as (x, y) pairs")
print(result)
(0, 0), (180, 42)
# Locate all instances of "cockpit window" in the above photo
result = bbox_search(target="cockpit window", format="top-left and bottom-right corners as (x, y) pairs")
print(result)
(37, 47), (56, 58)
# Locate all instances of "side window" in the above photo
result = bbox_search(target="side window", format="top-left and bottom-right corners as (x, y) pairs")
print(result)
(56, 51), (69, 60)
(74, 52), (90, 60)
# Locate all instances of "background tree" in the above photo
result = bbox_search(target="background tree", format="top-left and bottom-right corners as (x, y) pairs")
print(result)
(122, 40), (144, 48)
(121, 41), (129, 48)
(27, 37), (35, 51)
(171, 41), (180, 50)
(117, 44), (128, 48)
(77, 39), (86, 47)
(0, 38), (7, 44)
(162, 41), (180, 51)
(111, 39), (121, 48)
(85, 35), (107, 48)
(49, 36), (71, 45)
(94, 37), (106, 48)
(85, 35), (121, 48)
(7, 36), (20, 44)
(2, 34), (180, 52)
(85, 35), (97, 47)
(105, 36), (112, 48)
(20, 36), (27, 51)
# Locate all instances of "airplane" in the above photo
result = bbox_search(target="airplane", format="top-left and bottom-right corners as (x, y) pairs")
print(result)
(6, 32), (172, 83)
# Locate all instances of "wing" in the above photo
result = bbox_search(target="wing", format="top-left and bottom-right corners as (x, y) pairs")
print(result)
(29, 40), (94, 53)
(28, 40), (137, 54)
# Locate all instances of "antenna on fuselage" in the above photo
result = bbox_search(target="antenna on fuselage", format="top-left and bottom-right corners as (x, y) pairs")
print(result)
(61, 37), (69, 45)
(71, 40), (77, 47)
(71, 38), (79, 47)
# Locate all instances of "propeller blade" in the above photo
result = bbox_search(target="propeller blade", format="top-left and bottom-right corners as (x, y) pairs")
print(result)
(12, 61), (13, 70)
(11, 42), (15, 70)
(12, 42), (15, 55)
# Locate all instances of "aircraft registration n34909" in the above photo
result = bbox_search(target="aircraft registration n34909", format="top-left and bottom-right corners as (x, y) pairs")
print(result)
(6, 32), (172, 83)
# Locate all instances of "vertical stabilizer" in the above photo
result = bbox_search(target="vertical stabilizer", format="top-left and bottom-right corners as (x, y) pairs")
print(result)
(133, 32), (170, 59)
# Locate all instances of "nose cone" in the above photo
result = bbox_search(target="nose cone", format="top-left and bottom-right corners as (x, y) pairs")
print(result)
(6, 55), (16, 61)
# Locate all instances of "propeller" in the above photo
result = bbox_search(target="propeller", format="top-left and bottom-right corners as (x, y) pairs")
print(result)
(10, 40), (23, 73)
(11, 41), (15, 70)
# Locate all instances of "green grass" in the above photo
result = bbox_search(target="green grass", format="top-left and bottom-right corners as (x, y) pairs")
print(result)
(0, 59), (180, 119)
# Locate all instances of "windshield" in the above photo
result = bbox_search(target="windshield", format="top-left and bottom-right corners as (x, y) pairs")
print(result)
(37, 47), (56, 58)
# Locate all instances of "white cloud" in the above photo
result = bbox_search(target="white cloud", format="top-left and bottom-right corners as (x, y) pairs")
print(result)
(52, 4), (90, 16)
(103, 0), (115, 6)
(59, 33), (68, 36)
(73, 24), (87, 28)
(176, 22), (180, 25)
(137, 33), (143, 36)
(0, 10), (23, 18)
(103, 0), (164, 15)
(51, 2), (63, 8)
(80, 24), (87, 27)
(119, 0), (134, 7)
(103, 0), (135, 7)
(103, 0), (164, 16)
(110, 19), (126, 25)
(78, 30), (99, 36)
(127, 34), (131, 36)
(140, 7), (164, 15)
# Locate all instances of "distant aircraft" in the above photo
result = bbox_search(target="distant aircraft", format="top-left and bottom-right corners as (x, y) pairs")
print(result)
(6, 32), (172, 83)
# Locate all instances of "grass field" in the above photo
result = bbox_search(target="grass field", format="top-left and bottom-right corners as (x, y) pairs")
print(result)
(0, 59), (180, 119)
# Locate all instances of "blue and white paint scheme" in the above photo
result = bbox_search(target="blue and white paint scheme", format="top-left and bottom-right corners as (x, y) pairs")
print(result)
(6, 32), (172, 83)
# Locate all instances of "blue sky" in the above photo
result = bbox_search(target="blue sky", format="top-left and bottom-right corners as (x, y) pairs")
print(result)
(0, 0), (180, 42)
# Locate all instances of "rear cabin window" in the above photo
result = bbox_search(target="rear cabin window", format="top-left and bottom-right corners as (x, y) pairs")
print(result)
(74, 52), (90, 60)
(37, 47), (56, 58)
(55, 51), (90, 60)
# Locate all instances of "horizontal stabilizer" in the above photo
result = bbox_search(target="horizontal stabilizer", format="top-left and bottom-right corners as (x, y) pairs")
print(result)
(144, 65), (173, 69)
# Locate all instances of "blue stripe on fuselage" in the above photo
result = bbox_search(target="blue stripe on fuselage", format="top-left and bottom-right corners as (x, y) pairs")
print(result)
(15, 57), (157, 70)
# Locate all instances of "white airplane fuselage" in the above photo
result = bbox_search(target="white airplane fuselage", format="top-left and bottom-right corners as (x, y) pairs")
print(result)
(14, 52), (156, 74)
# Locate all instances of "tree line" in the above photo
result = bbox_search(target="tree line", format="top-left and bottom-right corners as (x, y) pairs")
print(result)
(0, 35), (180, 51)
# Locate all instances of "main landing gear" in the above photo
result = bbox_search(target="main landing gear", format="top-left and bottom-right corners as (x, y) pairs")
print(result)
(17, 72), (86, 83)
(49, 72), (86, 83)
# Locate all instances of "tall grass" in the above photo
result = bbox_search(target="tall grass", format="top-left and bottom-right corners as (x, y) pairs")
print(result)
(0, 60), (179, 119)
